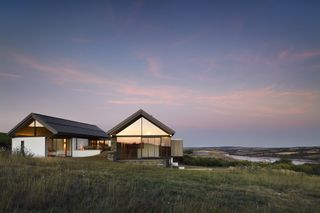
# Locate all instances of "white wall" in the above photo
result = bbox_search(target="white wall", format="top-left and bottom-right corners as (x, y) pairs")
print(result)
(12, 137), (46, 157)
(72, 150), (101, 157)
(11, 137), (101, 158)
(71, 138), (101, 157)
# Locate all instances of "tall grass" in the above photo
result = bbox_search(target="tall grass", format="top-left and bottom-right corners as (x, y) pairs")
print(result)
(0, 151), (319, 212)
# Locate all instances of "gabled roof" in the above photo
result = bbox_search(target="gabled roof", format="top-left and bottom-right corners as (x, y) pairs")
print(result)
(8, 113), (108, 138)
(106, 109), (175, 136)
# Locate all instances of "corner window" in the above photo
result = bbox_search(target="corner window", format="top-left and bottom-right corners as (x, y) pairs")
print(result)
(76, 139), (88, 150)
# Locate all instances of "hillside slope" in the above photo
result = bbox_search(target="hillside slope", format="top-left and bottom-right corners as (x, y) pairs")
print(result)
(0, 153), (319, 212)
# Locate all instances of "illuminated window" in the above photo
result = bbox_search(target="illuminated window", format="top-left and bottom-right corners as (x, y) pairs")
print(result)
(142, 118), (168, 135)
(76, 139), (88, 150)
(116, 118), (169, 136)
(28, 120), (44, 127)
(117, 137), (141, 144)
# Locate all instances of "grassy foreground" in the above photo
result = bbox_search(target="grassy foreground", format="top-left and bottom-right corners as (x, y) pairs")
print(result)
(0, 152), (319, 213)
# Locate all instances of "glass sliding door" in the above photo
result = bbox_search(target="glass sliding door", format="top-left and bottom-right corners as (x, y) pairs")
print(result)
(65, 139), (72, 157)
(116, 137), (141, 160)
(141, 137), (160, 158)
(47, 138), (71, 157)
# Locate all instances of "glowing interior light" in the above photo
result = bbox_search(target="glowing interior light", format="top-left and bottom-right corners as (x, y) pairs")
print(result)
(29, 120), (44, 127)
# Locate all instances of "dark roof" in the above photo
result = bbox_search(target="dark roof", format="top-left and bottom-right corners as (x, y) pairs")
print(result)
(106, 109), (175, 136)
(8, 113), (108, 138)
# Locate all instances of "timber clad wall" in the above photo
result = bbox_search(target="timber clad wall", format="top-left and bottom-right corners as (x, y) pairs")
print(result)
(171, 139), (183, 157)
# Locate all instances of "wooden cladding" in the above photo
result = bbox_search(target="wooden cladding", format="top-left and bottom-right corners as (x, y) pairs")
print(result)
(171, 139), (183, 157)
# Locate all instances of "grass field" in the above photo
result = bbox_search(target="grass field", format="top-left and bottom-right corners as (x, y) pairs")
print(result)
(0, 152), (319, 212)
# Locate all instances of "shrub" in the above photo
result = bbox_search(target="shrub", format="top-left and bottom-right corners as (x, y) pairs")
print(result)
(0, 132), (11, 150)
(273, 158), (292, 164)
(181, 155), (251, 167)
(182, 155), (320, 175)
(12, 147), (34, 157)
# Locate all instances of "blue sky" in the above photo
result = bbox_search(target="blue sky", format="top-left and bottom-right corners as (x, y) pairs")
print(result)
(1, 0), (320, 147)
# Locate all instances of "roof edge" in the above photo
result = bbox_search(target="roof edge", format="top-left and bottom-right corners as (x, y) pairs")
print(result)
(106, 109), (175, 136)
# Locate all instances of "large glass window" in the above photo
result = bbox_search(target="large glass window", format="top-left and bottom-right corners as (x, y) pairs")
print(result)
(117, 119), (141, 135)
(117, 137), (141, 144)
(139, 137), (160, 158)
(76, 138), (88, 150)
(142, 118), (168, 135)
(116, 136), (171, 159)
(28, 120), (43, 127)
(15, 119), (51, 137)
(116, 118), (169, 136)
(115, 117), (171, 159)
(47, 138), (71, 157)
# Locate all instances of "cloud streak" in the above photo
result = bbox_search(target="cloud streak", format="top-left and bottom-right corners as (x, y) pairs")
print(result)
(136, 52), (171, 79)
(197, 87), (318, 117)
(12, 53), (121, 86)
(12, 53), (320, 125)
(279, 49), (320, 61)
(0, 72), (21, 79)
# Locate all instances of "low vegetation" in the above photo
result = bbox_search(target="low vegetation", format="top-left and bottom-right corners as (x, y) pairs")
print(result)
(0, 132), (11, 150)
(0, 151), (320, 212)
(182, 155), (320, 175)
(213, 146), (320, 161)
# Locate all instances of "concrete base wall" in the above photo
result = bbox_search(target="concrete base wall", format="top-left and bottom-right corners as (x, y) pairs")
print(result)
(72, 150), (101, 157)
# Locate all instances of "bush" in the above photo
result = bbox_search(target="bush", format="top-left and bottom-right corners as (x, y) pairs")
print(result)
(12, 147), (34, 157)
(183, 149), (193, 155)
(291, 164), (320, 175)
(0, 132), (11, 150)
(182, 155), (320, 175)
(181, 155), (251, 167)
(273, 158), (292, 164)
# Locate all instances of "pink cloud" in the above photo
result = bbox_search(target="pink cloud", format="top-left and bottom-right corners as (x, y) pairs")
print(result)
(146, 57), (165, 79)
(71, 37), (93, 43)
(125, 0), (143, 25)
(12, 53), (119, 86)
(136, 52), (171, 79)
(13, 53), (179, 105)
(111, 84), (320, 122)
(107, 98), (180, 106)
(196, 87), (318, 117)
(12, 52), (320, 125)
(169, 30), (208, 48)
(0, 72), (21, 79)
(230, 17), (245, 32)
(279, 49), (320, 61)
(227, 52), (274, 66)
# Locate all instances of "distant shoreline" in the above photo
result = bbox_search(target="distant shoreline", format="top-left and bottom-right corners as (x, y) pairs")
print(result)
(186, 146), (320, 162)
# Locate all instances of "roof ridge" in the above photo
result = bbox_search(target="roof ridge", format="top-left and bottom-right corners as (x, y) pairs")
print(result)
(8, 113), (107, 138)
(106, 109), (175, 135)
(31, 113), (98, 127)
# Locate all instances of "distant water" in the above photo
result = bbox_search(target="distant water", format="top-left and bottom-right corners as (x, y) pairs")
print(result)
(225, 154), (318, 165)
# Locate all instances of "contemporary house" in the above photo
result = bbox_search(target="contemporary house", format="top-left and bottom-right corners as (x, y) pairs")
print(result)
(107, 109), (183, 160)
(8, 113), (108, 157)
(8, 110), (183, 161)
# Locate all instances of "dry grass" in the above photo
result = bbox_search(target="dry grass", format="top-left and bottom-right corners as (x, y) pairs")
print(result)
(0, 152), (319, 212)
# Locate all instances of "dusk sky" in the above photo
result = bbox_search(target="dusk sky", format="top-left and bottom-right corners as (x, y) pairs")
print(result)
(1, 0), (320, 147)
